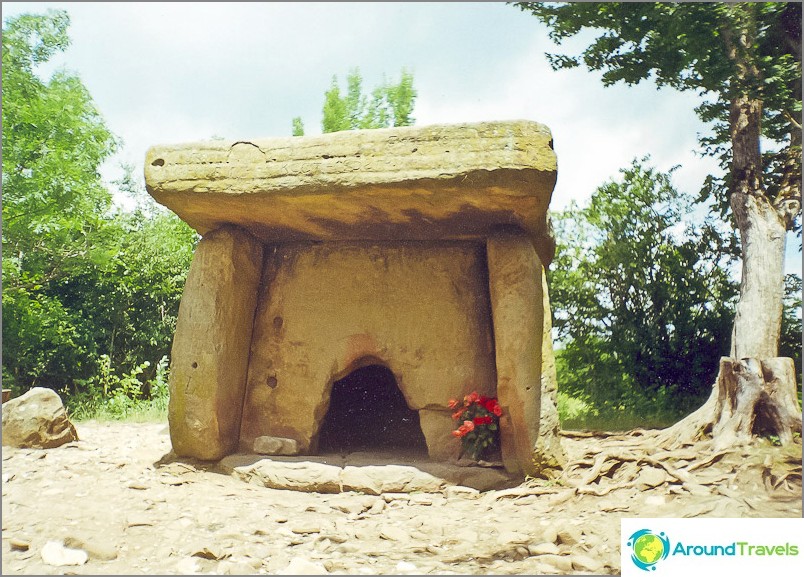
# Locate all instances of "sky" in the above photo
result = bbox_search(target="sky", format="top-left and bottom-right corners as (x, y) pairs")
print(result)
(1, 1), (800, 274)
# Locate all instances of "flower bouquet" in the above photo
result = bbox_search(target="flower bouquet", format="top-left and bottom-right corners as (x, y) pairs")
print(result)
(449, 391), (502, 461)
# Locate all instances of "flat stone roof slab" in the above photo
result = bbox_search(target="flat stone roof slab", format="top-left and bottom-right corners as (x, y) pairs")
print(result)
(144, 120), (556, 249)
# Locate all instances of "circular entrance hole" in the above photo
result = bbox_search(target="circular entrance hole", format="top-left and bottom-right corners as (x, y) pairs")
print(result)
(317, 365), (428, 456)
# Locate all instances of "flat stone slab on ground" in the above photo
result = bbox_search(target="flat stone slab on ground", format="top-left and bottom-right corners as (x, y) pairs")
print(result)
(218, 451), (520, 493)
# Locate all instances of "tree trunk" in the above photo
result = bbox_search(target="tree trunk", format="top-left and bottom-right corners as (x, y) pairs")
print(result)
(728, 95), (787, 359)
(660, 357), (802, 450)
(729, 192), (787, 359)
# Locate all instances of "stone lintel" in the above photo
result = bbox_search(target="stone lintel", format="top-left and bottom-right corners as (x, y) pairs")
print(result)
(144, 121), (556, 262)
(486, 231), (544, 476)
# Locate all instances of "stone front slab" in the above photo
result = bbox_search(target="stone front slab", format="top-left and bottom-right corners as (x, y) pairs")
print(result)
(144, 121), (556, 265)
(239, 241), (497, 455)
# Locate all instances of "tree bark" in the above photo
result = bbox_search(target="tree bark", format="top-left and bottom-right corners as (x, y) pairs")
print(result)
(660, 357), (802, 451)
(728, 95), (788, 359)
(729, 192), (787, 359)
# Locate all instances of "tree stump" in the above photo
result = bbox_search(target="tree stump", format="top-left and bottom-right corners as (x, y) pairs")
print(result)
(661, 357), (801, 451)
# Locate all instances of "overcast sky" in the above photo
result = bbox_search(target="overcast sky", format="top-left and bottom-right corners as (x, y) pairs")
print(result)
(2, 2), (800, 273)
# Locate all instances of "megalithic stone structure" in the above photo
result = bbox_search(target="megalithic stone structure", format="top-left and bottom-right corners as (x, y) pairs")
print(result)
(144, 120), (566, 476)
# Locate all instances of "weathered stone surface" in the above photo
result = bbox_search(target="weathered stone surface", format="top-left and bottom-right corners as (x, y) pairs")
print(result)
(239, 242), (497, 455)
(535, 265), (567, 474)
(253, 436), (300, 456)
(227, 459), (342, 493)
(1, 387), (78, 449)
(144, 121), (557, 263)
(417, 409), (460, 461)
(486, 231), (543, 475)
(341, 464), (445, 495)
(168, 225), (263, 460)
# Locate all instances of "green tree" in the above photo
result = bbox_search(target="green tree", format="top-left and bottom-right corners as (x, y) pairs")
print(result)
(293, 68), (416, 136)
(550, 159), (739, 419)
(2, 10), (119, 390)
(2, 11), (198, 410)
(514, 1), (801, 362)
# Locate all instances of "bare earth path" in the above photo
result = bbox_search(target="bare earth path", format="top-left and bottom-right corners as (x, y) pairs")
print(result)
(2, 422), (801, 575)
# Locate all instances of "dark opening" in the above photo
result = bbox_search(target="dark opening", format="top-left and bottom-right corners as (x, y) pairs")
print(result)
(317, 364), (428, 455)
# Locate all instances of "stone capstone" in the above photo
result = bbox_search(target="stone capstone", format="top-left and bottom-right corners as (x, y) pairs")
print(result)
(1, 387), (78, 449)
(144, 120), (557, 265)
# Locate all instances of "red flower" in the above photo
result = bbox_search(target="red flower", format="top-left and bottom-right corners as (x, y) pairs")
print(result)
(452, 410), (464, 421)
(465, 392), (479, 405)
(451, 429), (463, 437)
(473, 416), (493, 426)
(483, 398), (498, 413)
(448, 398), (459, 409)
(462, 420), (475, 432)
(492, 404), (502, 417)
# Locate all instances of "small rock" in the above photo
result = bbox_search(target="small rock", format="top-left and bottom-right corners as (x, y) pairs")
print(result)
(528, 542), (560, 556)
(253, 436), (300, 456)
(445, 485), (480, 499)
(40, 540), (88, 567)
(496, 530), (529, 546)
(573, 553), (604, 573)
(636, 466), (668, 489)
(276, 557), (329, 575)
(290, 521), (322, 535)
(218, 560), (255, 575)
(127, 514), (154, 527)
(542, 527), (558, 544)
(645, 494), (667, 506)
(176, 556), (202, 574)
(409, 494), (433, 506)
(2, 388), (78, 449)
(9, 538), (30, 552)
(379, 526), (408, 541)
(395, 561), (418, 573)
(64, 535), (118, 561)
(556, 526), (582, 546)
(540, 554), (573, 572)
(191, 544), (229, 560)
(382, 493), (410, 503)
(368, 499), (385, 514)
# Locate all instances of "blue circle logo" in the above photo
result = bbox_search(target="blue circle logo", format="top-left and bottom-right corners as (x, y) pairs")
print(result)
(628, 529), (670, 571)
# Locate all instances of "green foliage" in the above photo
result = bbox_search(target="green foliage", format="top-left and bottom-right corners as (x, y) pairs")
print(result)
(513, 1), (801, 222)
(549, 158), (739, 418)
(781, 273), (803, 385)
(291, 116), (305, 137)
(68, 355), (170, 422)
(320, 68), (416, 133)
(556, 391), (597, 423)
(2, 11), (197, 417)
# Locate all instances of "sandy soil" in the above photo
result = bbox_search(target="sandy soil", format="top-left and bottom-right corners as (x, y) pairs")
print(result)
(2, 421), (801, 575)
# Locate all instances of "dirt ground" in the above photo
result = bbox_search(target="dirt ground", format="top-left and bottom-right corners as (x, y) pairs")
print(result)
(2, 421), (801, 575)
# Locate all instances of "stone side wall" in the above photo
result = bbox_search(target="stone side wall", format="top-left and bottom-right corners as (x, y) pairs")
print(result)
(239, 241), (498, 458)
(167, 226), (264, 460)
